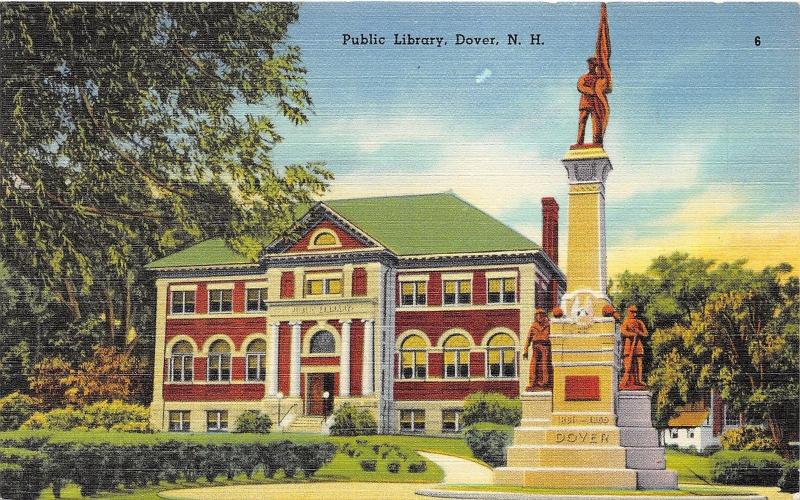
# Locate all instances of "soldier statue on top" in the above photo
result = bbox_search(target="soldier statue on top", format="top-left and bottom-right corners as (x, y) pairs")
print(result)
(575, 3), (612, 146)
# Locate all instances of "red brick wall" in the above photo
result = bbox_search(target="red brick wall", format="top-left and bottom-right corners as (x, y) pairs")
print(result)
(473, 271), (486, 305)
(163, 384), (265, 401)
(394, 379), (518, 400)
(232, 282), (245, 313)
(470, 351), (485, 377)
(350, 321), (364, 395)
(196, 283), (208, 313)
(428, 272), (442, 306)
(395, 309), (519, 346)
(278, 323), (291, 395)
(287, 220), (368, 252)
(166, 317), (266, 352)
(352, 267), (368, 296)
(280, 272), (294, 299)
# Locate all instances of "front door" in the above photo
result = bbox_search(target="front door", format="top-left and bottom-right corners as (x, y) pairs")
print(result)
(306, 373), (335, 416)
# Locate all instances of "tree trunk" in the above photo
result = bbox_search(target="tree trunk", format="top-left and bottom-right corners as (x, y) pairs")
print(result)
(63, 279), (81, 321)
(766, 414), (784, 452)
(104, 286), (117, 346)
(122, 272), (133, 345)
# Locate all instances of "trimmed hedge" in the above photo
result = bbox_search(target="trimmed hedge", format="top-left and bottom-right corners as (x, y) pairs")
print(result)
(0, 447), (47, 500)
(778, 461), (799, 492)
(463, 423), (513, 467)
(0, 439), (337, 498)
(21, 401), (150, 432)
(711, 450), (786, 486)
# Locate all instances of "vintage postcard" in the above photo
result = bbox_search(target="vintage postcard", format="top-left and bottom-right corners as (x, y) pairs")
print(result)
(0, 2), (797, 499)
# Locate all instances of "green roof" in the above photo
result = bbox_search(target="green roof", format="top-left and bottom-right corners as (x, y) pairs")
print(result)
(323, 192), (539, 256)
(146, 192), (540, 269)
(145, 238), (253, 270)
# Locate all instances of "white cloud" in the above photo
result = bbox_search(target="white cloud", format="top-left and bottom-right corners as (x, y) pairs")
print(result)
(605, 145), (701, 203)
(326, 115), (449, 154)
(475, 68), (493, 84)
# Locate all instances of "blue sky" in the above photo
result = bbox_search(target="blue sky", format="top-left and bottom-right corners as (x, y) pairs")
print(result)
(264, 2), (799, 275)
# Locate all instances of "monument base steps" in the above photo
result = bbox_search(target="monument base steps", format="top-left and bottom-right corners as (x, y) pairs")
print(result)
(507, 444), (626, 468)
(495, 466), (638, 489)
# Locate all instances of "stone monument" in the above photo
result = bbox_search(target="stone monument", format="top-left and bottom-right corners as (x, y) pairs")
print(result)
(494, 4), (678, 490)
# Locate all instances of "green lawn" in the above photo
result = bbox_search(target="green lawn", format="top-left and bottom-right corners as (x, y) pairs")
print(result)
(665, 449), (715, 484)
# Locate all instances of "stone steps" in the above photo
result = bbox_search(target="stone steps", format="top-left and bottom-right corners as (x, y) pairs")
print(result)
(495, 466), (637, 489)
(286, 416), (324, 433)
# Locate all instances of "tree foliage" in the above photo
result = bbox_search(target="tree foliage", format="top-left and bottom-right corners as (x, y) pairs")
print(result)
(0, 3), (329, 395)
(612, 253), (799, 449)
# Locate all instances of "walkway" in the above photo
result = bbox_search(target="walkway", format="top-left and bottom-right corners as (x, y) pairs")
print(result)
(161, 452), (492, 500)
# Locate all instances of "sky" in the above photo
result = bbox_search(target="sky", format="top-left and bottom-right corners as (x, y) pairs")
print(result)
(263, 2), (799, 277)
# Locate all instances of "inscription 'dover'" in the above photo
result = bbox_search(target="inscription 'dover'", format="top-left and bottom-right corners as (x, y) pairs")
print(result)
(555, 432), (610, 444)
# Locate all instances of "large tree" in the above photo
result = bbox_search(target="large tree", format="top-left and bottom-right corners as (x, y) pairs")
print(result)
(612, 254), (799, 449)
(1, 4), (330, 361)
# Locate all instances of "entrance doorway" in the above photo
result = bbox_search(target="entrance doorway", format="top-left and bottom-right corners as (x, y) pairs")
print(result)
(306, 373), (335, 416)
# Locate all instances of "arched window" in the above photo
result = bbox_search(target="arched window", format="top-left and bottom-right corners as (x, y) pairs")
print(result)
(246, 339), (267, 382)
(487, 333), (516, 378)
(309, 331), (336, 354)
(443, 334), (470, 378)
(207, 340), (231, 382)
(400, 335), (427, 379)
(170, 341), (193, 382)
(312, 231), (337, 247)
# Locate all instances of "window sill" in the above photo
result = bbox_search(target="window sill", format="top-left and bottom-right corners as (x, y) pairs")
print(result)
(165, 381), (194, 385)
(244, 379), (267, 384)
(206, 380), (232, 384)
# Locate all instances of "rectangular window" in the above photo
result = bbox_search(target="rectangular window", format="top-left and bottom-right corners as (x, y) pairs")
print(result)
(208, 289), (232, 313)
(206, 410), (228, 432)
(246, 288), (268, 312)
(400, 350), (426, 379)
(168, 410), (190, 432)
(399, 410), (425, 433)
(305, 277), (343, 296)
(487, 348), (516, 378)
(171, 290), (196, 314)
(400, 281), (427, 306)
(443, 279), (471, 305)
(442, 409), (462, 433)
(246, 353), (266, 381)
(170, 354), (194, 382)
(444, 350), (469, 378)
(670, 429), (678, 439)
(487, 277), (517, 304)
(688, 429), (695, 439)
(207, 354), (231, 381)
(724, 407), (738, 427)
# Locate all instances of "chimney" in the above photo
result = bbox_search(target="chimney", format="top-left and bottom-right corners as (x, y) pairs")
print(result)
(541, 197), (559, 265)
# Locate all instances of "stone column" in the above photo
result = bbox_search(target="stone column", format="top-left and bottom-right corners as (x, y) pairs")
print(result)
(361, 319), (374, 395)
(339, 320), (351, 397)
(289, 321), (302, 397)
(267, 322), (280, 396)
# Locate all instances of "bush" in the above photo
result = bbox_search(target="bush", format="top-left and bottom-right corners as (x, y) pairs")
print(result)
(711, 450), (786, 486)
(360, 459), (377, 472)
(464, 423), (513, 467)
(0, 392), (41, 431)
(462, 392), (521, 427)
(329, 403), (377, 436)
(20, 400), (150, 431)
(234, 411), (272, 433)
(0, 447), (48, 500)
(294, 442), (336, 478)
(408, 461), (427, 473)
(720, 425), (776, 451)
(387, 461), (400, 473)
(235, 443), (261, 479)
(778, 461), (799, 492)
(0, 463), (23, 500)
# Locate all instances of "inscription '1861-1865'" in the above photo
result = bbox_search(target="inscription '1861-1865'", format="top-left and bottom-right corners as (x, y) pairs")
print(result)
(555, 432), (610, 444)
(558, 415), (611, 425)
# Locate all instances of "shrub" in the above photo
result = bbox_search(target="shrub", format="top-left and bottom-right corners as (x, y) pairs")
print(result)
(711, 450), (786, 486)
(778, 461), (799, 492)
(329, 403), (377, 436)
(387, 461), (401, 473)
(408, 461), (427, 473)
(0, 392), (41, 431)
(235, 443), (261, 479)
(42, 443), (73, 498)
(464, 423), (513, 467)
(720, 425), (776, 451)
(294, 442), (336, 478)
(234, 411), (272, 433)
(360, 459), (377, 472)
(20, 400), (150, 431)
(0, 463), (23, 500)
(258, 442), (280, 478)
(462, 392), (521, 427)
(0, 447), (48, 500)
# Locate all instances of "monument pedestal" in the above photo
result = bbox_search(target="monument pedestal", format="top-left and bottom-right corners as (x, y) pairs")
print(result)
(619, 390), (679, 489)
